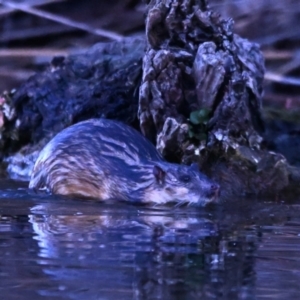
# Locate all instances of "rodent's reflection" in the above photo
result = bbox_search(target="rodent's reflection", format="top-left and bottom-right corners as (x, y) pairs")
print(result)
(30, 204), (217, 256)
(29, 203), (256, 300)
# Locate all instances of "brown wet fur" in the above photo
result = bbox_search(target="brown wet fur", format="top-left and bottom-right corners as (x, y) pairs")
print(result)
(29, 119), (220, 205)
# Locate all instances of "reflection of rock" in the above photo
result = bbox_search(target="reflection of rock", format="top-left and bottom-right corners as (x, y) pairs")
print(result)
(29, 203), (257, 299)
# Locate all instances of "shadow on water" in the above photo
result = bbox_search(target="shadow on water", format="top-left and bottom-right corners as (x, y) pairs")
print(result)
(1, 180), (300, 299)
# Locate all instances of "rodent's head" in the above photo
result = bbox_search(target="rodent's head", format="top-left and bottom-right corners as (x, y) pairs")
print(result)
(145, 162), (220, 206)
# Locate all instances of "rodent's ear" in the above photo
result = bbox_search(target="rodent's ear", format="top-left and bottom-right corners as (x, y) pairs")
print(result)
(153, 165), (166, 184)
(190, 163), (199, 171)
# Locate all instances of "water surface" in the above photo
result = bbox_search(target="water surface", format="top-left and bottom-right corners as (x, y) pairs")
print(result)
(1, 179), (300, 299)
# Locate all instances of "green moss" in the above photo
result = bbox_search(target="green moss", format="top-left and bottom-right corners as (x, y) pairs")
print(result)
(188, 109), (211, 141)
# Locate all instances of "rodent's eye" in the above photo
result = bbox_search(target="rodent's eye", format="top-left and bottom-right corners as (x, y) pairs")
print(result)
(179, 175), (191, 183)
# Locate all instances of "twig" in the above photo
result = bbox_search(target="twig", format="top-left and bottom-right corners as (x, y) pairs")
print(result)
(263, 50), (293, 60)
(0, 0), (66, 16)
(265, 72), (300, 86)
(0, 49), (69, 57)
(0, 0), (124, 41)
(0, 25), (76, 43)
(0, 67), (35, 80)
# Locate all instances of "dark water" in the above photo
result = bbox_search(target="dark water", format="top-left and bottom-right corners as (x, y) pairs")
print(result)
(1, 180), (300, 299)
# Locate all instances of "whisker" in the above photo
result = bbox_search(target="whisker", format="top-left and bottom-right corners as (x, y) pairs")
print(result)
(187, 201), (194, 207)
(175, 200), (187, 208)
